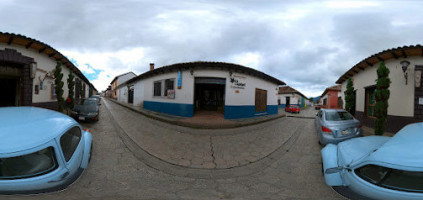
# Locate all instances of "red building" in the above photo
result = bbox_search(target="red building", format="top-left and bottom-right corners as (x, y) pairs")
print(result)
(320, 85), (342, 109)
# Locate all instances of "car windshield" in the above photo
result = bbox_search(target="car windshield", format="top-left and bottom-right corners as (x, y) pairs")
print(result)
(83, 99), (97, 105)
(325, 111), (354, 121)
(356, 164), (423, 192)
(0, 147), (57, 179)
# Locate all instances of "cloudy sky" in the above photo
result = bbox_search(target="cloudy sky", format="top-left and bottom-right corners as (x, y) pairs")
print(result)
(1, 0), (422, 97)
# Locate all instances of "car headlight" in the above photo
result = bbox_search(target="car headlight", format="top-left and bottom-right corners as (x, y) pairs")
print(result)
(88, 112), (98, 115)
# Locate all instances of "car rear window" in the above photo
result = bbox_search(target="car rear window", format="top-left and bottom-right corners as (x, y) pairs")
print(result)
(355, 164), (423, 193)
(83, 99), (97, 105)
(0, 147), (58, 179)
(325, 111), (354, 121)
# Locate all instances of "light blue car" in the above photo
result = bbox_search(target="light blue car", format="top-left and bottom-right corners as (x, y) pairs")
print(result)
(322, 122), (423, 200)
(0, 107), (92, 194)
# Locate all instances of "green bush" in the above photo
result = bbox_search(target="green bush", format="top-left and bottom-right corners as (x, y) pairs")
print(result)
(54, 62), (65, 112)
(374, 62), (391, 135)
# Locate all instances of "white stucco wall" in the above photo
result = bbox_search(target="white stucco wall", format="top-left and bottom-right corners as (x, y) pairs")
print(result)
(278, 93), (301, 105)
(0, 43), (91, 104)
(134, 81), (144, 106)
(340, 58), (418, 117)
(117, 85), (129, 103)
(117, 73), (136, 86)
(132, 69), (279, 106)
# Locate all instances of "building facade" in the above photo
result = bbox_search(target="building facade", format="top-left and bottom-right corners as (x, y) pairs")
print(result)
(0, 32), (96, 110)
(278, 86), (307, 108)
(110, 72), (136, 100)
(320, 85), (342, 109)
(125, 62), (285, 119)
(337, 45), (423, 133)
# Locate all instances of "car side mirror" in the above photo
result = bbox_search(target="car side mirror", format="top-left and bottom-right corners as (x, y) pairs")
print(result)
(325, 167), (343, 174)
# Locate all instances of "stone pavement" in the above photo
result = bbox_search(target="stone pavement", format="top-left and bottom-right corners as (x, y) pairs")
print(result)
(108, 98), (286, 129)
(104, 98), (307, 178)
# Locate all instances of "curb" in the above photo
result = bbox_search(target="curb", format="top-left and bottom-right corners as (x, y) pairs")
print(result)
(106, 98), (286, 129)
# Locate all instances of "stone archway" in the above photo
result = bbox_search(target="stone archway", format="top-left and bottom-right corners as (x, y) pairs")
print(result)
(0, 48), (34, 106)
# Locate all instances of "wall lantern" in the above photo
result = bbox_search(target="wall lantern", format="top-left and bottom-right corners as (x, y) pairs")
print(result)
(190, 69), (194, 75)
(400, 60), (410, 85)
(30, 62), (37, 79)
(229, 71), (233, 77)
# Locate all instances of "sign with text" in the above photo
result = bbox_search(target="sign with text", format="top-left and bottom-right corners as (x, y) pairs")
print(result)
(230, 74), (246, 89)
(177, 70), (182, 89)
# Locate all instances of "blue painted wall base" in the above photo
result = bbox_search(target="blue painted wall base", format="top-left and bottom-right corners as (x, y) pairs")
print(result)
(224, 105), (278, 119)
(144, 101), (278, 119)
(143, 101), (194, 117)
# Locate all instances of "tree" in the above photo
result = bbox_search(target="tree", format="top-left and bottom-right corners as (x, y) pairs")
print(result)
(67, 72), (75, 109)
(54, 61), (65, 112)
(77, 79), (83, 103)
(344, 78), (355, 115)
(374, 62), (391, 135)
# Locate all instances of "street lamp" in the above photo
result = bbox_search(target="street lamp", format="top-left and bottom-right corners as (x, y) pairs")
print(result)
(400, 60), (410, 85)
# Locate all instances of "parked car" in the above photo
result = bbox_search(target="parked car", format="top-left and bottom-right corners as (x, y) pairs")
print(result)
(71, 98), (100, 121)
(315, 104), (321, 110)
(285, 105), (300, 113)
(315, 109), (362, 145)
(90, 95), (101, 105)
(322, 122), (423, 200)
(0, 107), (92, 194)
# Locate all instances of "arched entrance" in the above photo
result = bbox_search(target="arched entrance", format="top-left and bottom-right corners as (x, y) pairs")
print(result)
(0, 48), (34, 107)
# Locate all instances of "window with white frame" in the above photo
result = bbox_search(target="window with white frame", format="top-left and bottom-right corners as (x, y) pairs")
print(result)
(153, 81), (162, 96)
(164, 79), (174, 97)
(153, 78), (175, 98)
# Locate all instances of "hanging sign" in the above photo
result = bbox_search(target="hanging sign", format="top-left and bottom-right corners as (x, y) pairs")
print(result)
(177, 70), (182, 89)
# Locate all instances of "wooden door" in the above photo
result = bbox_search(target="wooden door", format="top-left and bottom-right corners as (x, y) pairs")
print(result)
(255, 88), (267, 112)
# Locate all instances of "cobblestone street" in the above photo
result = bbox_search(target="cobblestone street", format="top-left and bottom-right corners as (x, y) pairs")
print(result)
(2, 99), (342, 200)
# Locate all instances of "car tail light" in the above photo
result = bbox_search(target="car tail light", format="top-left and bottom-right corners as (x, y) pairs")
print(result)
(322, 126), (332, 133)
(359, 123), (363, 128)
(84, 128), (91, 133)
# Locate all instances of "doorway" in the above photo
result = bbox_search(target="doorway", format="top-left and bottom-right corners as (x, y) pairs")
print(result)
(286, 96), (290, 107)
(194, 78), (225, 113)
(0, 78), (19, 107)
(128, 86), (134, 104)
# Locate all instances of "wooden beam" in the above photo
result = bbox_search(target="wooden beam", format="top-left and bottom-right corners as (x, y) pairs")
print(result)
(38, 47), (47, 53)
(376, 56), (384, 62)
(48, 52), (56, 57)
(365, 61), (373, 66)
(391, 52), (398, 59)
(353, 68), (360, 73)
(358, 66), (365, 70)
(7, 37), (13, 45)
(401, 49), (408, 58)
(25, 41), (33, 49)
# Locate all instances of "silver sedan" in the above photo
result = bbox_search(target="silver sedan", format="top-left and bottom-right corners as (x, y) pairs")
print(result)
(315, 109), (363, 145)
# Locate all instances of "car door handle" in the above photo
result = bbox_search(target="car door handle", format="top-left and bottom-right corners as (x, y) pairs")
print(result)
(48, 172), (70, 183)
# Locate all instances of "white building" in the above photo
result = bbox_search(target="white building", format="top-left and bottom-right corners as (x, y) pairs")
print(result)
(112, 72), (136, 103)
(337, 45), (423, 133)
(0, 32), (96, 109)
(278, 86), (308, 108)
(125, 62), (285, 119)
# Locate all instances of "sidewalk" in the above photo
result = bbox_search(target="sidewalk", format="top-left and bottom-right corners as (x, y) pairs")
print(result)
(362, 125), (395, 137)
(107, 98), (286, 129)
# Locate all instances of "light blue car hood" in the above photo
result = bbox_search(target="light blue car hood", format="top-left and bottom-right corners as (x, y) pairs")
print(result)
(0, 107), (77, 154)
(339, 123), (423, 168)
